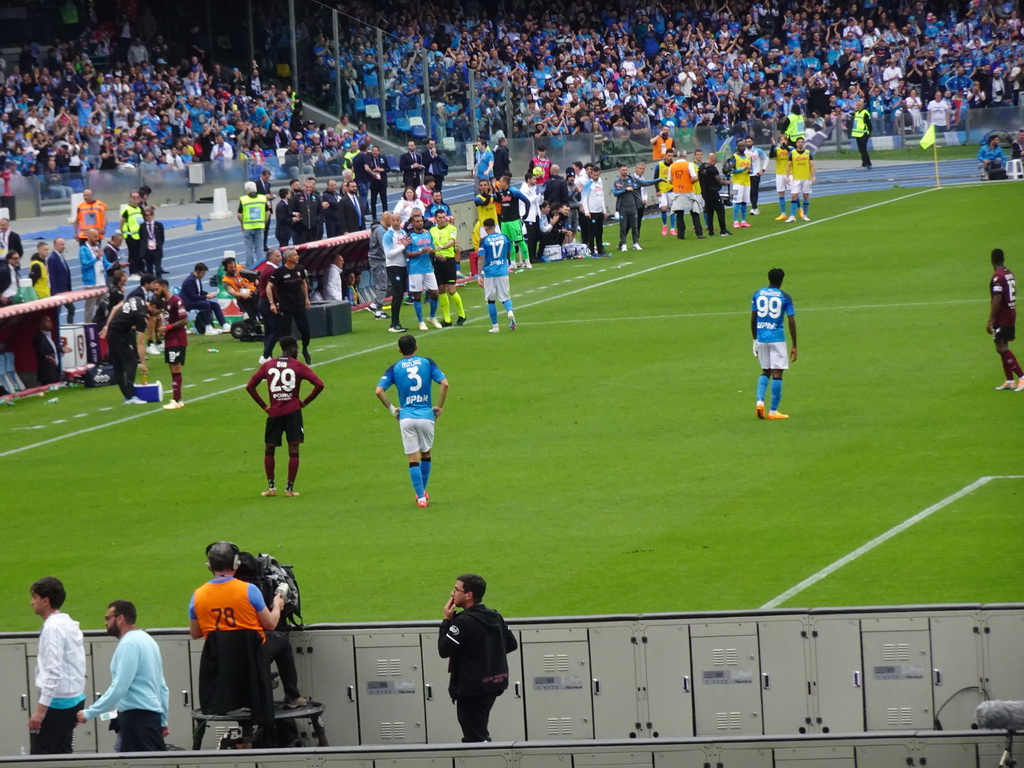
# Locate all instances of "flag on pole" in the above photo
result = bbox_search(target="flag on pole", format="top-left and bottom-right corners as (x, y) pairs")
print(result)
(920, 124), (936, 149)
(806, 123), (835, 152)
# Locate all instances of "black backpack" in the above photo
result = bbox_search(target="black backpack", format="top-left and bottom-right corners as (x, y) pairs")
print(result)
(235, 552), (302, 629)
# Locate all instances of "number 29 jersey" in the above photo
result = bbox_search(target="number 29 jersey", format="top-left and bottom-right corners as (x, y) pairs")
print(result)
(751, 286), (795, 343)
(377, 356), (446, 421)
(247, 356), (325, 418)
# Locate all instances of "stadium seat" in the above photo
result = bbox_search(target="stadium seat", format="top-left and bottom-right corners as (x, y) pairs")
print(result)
(442, 137), (456, 152)
(365, 103), (381, 120)
(386, 110), (398, 126)
(355, 98), (365, 113)
(409, 116), (427, 139)
(396, 115), (412, 134)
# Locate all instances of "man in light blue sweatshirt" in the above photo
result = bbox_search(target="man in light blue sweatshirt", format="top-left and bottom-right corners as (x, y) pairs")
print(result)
(78, 600), (169, 752)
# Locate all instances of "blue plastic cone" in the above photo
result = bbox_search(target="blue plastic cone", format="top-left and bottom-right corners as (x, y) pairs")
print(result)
(195, 215), (204, 231)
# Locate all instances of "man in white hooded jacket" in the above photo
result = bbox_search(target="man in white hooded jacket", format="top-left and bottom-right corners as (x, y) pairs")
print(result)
(29, 576), (86, 754)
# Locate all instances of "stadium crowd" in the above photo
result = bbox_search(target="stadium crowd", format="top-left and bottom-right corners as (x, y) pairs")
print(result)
(294, 0), (1024, 141)
(0, 0), (1021, 190)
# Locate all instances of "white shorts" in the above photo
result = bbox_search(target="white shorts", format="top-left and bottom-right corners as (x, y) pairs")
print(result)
(775, 174), (788, 194)
(658, 192), (672, 209)
(400, 417), (435, 454)
(731, 185), (751, 204)
(756, 341), (790, 370)
(788, 179), (812, 196)
(408, 272), (439, 292)
(483, 275), (511, 302)
(671, 192), (699, 213)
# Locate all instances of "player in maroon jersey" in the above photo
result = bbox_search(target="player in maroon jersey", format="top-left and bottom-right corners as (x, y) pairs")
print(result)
(987, 249), (1023, 391)
(151, 279), (188, 409)
(246, 336), (325, 497)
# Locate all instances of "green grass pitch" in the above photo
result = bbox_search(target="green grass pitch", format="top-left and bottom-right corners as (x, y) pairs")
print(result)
(4, 182), (1022, 632)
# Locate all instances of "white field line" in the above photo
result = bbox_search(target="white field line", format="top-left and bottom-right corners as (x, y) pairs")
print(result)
(516, 299), (983, 326)
(0, 188), (937, 460)
(512, 187), (938, 314)
(760, 475), (1024, 609)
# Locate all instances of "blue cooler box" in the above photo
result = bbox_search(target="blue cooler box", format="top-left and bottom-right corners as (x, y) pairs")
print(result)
(134, 381), (163, 402)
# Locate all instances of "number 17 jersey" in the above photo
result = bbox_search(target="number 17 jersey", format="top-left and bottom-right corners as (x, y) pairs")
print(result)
(247, 356), (325, 418)
(378, 356), (446, 421)
(752, 286), (795, 342)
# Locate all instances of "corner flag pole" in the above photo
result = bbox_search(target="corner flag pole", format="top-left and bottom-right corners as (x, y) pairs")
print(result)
(933, 140), (940, 188)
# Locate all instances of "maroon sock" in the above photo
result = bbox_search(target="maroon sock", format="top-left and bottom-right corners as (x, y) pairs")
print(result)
(264, 455), (275, 483)
(287, 456), (299, 484)
(1003, 350), (1023, 378)
(172, 373), (182, 401)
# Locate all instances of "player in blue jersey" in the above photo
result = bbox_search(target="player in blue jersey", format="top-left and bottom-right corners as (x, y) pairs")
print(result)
(405, 212), (442, 331)
(375, 335), (450, 507)
(751, 268), (797, 419)
(477, 219), (517, 333)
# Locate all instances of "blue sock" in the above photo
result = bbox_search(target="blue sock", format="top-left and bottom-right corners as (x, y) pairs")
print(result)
(409, 462), (425, 498)
(778, 197), (786, 214)
(802, 199), (809, 215)
(429, 298), (438, 318)
(740, 203), (748, 222)
(414, 300), (423, 322)
(790, 200), (799, 216)
(661, 211), (668, 225)
(419, 459), (431, 490)
(756, 374), (769, 403)
(770, 379), (783, 411)
(670, 213), (676, 229)
(488, 302), (498, 324)
(502, 299), (513, 312)
(732, 204), (739, 223)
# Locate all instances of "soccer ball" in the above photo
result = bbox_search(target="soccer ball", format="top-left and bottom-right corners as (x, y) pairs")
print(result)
(532, 167), (543, 176)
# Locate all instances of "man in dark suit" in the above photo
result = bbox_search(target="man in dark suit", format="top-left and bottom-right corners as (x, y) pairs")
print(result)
(352, 142), (373, 213)
(338, 179), (365, 234)
(0, 251), (19, 305)
(254, 168), (275, 250)
(492, 136), (511, 180)
(0, 218), (22, 262)
(543, 165), (571, 210)
(399, 141), (425, 188)
(322, 179), (341, 238)
(34, 314), (67, 385)
(46, 240), (74, 322)
(425, 139), (449, 191)
(274, 188), (293, 247)
(288, 177), (323, 244)
(180, 262), (229, 335)
(368, 147), (390, 222)
(140, 207), (166, 276)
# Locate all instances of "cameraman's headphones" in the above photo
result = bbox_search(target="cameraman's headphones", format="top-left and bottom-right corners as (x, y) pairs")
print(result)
(205, 541), (241, 572)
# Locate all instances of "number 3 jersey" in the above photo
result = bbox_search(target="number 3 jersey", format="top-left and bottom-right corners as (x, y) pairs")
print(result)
(751, 286), (796, 343)
(377, 356), (446, 420)
(247, 356), (325, 418)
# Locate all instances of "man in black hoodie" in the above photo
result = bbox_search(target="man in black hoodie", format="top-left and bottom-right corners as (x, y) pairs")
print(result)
(439, 573), (518, 742)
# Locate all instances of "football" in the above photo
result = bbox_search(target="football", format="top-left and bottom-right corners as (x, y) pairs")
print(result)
(532, 167), (543, 176)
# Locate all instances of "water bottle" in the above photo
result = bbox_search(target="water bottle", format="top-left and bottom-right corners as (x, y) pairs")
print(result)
(45, 397), (60, 405)
(207, 348), (220, 354)
(141, 374), (148, 385)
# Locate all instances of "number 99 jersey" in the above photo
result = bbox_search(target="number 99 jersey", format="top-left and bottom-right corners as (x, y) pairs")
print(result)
(751, 286), (795, 343)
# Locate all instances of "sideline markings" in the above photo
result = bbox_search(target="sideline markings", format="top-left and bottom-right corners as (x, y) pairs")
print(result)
(0, 189), (936, 460)
(760, 475), (1024, 609)
(522, 298), (983, 327)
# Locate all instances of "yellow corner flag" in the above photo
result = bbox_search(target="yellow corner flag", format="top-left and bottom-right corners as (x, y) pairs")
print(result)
(920, 124), (936, 149)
